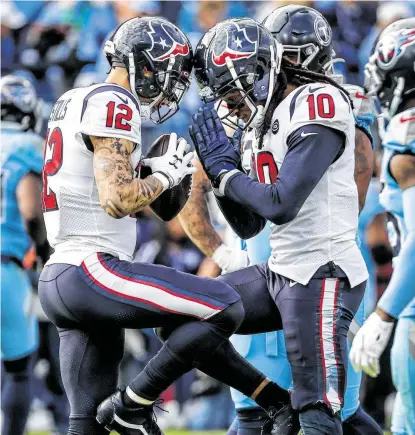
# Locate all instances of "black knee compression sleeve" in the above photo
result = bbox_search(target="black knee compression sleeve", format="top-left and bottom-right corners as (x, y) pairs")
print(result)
(128, 300), (244, 400)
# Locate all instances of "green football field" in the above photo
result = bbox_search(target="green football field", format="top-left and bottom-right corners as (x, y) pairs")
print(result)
(30, 432), (225, 435)
(29, 431), (391, 435)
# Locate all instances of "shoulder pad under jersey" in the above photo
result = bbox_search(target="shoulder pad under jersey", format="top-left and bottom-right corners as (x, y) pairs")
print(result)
(383, 108), (415, 154)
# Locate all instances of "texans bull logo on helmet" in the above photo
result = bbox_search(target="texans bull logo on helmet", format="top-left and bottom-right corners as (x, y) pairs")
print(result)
(376, 28), (415, 69)
(212, 22), (257, 67)
(146, 20), (190, 62)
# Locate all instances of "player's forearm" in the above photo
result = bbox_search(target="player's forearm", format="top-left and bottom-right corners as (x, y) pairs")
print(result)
(354, 128), (374, 212)
(178, 163), (222, 257)
(99, 175), (164, 219)
(92, 135), (164, 218)
(378, 185), (415, 318)
(218, 125), (344, 225)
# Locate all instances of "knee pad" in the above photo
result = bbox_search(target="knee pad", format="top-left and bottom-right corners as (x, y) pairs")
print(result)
(3, 353), (33, 374)
(210, 299), (244, 336)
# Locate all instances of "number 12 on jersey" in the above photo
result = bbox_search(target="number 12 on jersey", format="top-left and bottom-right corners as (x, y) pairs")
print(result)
(42, 127), (63, 212)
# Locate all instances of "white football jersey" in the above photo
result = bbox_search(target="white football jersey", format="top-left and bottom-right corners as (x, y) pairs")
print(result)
(342, 84), (374, 120)
(251, 83), (368, 287)
(43, 83), (142, 266)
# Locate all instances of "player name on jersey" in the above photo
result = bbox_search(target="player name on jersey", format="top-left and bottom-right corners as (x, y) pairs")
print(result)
(49, 98), (72, 122)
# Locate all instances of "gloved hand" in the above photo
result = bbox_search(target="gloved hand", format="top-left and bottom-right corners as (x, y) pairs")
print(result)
(349, 311), (395, 378)
(189, 107), (240, 182)
(142, 133), (196, 192)
(211, 243), (249, 273)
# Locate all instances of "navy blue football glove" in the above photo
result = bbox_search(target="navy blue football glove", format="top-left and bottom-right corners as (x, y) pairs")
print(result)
(189, 107), (241, 182)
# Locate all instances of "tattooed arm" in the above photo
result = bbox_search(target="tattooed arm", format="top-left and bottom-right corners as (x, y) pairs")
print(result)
(91, 136), (163, 219)
(354, 128), (374, 213)
(179, 159), (222, 257)
(179, 159), (249, 272)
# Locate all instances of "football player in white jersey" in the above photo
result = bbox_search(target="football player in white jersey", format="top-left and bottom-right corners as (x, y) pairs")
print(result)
(189, 18), (368, 435)
(350, 19), (415, 435)
(179, 9), (380, 435)
(39, 17), (296, 435)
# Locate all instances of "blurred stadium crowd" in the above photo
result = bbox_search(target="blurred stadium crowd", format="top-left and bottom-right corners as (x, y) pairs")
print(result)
(1, 0), (415, 433)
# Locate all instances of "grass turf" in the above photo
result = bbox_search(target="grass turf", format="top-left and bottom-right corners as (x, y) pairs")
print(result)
(30, 432), (226, 435)
(29, 432), (391, 435)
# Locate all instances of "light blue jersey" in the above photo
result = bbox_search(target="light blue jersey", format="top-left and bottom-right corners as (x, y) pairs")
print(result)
(378, 109), (415, 319)
(378, 108), (415, 435)
(1, 126), (44, 261)
(357, 180), (385, 316)
(1, 125), (43, 360)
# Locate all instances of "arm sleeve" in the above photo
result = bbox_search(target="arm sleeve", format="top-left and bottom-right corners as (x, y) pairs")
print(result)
(378, 185), (415, 318)
(215, 169), (266, 240)
(221, 124), (345, 225)
(78, 85), (141, 145)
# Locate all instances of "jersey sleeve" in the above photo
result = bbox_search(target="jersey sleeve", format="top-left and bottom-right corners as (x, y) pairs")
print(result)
(285, 83), (354, 140)
(79, 86), (141, 145)
(343, 84), (375, 147)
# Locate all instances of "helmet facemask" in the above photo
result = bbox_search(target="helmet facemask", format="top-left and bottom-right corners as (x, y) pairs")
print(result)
(128, 52), (191, 124)
(200, 42), (282, 131)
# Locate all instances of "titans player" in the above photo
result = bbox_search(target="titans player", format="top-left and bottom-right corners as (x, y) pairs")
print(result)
(1, 75), (48, 435)
(350, 19), (415, 435)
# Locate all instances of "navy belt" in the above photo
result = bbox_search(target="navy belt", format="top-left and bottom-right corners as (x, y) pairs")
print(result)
(1, 255), (24, 269)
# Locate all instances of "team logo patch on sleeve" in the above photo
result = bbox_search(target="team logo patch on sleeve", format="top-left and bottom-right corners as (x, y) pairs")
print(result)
(146, 20), (190, 62)
(272, 119), (279, 134)
(212, 23), (257, 67)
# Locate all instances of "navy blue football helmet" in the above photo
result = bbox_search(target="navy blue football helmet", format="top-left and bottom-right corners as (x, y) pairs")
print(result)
(262, 5), (343, 79)
(104, 17), (193, 124)
(0, 75), (42, 133)
(365, 18), (415, 124)
(193, 18), (283, 129)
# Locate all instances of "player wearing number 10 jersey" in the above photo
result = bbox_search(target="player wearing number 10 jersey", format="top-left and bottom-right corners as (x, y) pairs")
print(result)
(39, 17), (303, 435)
(191, 18), (368, 434)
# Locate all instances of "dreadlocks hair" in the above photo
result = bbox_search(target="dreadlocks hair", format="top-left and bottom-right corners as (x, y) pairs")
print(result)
(258, 57), (352, 149)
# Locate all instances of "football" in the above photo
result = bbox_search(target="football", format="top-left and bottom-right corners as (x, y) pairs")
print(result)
(140, 134), (193, 221)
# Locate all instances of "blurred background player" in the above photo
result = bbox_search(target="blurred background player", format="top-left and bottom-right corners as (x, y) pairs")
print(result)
(350, 18), (415, 435)
(0, 75), (49, 435)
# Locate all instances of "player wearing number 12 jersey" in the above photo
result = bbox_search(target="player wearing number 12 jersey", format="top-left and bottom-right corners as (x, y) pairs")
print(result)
(39, 17), (303, 435)
(191, 18), (368, 434)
